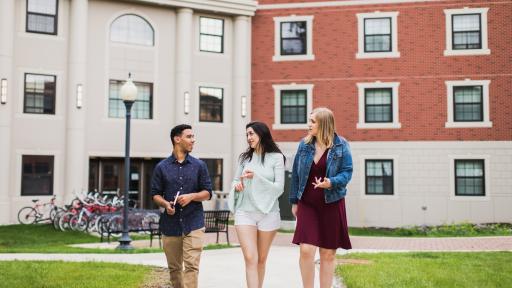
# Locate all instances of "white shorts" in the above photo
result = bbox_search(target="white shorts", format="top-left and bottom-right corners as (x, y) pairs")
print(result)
(234, 210), (281, 231)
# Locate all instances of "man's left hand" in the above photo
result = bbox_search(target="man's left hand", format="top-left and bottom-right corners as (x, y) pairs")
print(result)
(176, 193), (196, 207)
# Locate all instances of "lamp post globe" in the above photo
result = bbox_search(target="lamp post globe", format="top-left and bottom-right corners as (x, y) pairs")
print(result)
(117, 74), (137, 250)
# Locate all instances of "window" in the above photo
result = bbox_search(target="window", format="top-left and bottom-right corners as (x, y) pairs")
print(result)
(24, 73), (56, 115)
(199, 87), (223, 122)
(21, 155), (54, 196)
(26, 0), (58, 35)
(452, 14), (481, 50)
(357, 12), (399, 59)
(200, 17), (224, 53)
(201, 159), (223, 191)
(454, 86), (483, 121)
(281, 90), (307, 124)
(109, 80), (153, 119)
(364, 18), (391, 52)
(357, 82), (400, 129)
(365, 88), (392, 123)
(445, 80), (491, 128)
(365, 160), (393, 195)
(444, 8), (490, 56)
(455, 160), (485, 196)
(272, 84), (313, 130)
(273, 15), (314, 61)
(110, 14), (154, 46)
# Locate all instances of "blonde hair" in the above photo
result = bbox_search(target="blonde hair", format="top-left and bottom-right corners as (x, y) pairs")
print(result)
(305, 107), (336, 148)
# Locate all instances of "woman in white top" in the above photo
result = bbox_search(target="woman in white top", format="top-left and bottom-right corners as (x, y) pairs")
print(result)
(229, 121), (285, 288)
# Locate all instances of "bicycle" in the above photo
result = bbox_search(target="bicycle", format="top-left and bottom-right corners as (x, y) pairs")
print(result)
(17, 195), (62, 224)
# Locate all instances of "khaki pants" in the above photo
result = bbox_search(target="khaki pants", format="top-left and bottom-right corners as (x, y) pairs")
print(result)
(162, 228), (205, 288)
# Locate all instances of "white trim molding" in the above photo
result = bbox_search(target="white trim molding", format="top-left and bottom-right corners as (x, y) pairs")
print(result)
(449, 155), (490, 201)
(359, 155), (399, 200)
(444, 7), (490, 56)
(356, 81), (401, 129)
(356, 11), (400, 59)
(273, 15), (315, 62)
(272, 83), (313, 130)
(445, 79), (492, 128)
(259, 0), (441, 10)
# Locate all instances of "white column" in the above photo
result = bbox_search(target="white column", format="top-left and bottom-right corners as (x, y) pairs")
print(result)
(231, 16), (251, 166)
(64, 0), (88, 201)
(175, 8), (193, 125)
(0, 0), (15, 224)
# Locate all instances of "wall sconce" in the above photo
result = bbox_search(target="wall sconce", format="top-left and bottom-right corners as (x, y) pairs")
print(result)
(76, 84), (83, 109)
(1, 79), (7, 104)
(184, 91), (190, 114)
(241, 95), (247, 117)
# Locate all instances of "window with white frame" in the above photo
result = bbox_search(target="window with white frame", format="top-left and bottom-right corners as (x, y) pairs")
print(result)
(365, 159), (394, 195)
(26, 0), (58, 35)
(273, 16), (314, 61)
(110, 14), (154, 46)
(272, 84), (313, 130)
(109, 80), (153, 119)
(454, 159), (485, 196)
(445, 80), (491, 128)
(444, 8), (490, 56)
(199, 17), (224, 53)
(356, 12), (399, 59)
(21, 155), (54, 196)
(357, 82), (400, 129)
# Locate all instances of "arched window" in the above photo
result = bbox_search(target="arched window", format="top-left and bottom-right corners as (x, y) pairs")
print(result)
(110, 14), (154, 46)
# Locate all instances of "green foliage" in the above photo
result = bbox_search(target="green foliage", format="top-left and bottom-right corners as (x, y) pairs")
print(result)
(0, 261), (149, 288)
(348, 222), (512, 237)
(337, 252), (512, 288)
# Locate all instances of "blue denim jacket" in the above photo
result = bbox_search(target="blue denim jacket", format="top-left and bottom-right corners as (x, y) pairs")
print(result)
(289, 134), (353, 204)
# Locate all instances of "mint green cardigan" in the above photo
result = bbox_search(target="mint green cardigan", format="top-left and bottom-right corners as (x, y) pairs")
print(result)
(228, 152), (285, 214)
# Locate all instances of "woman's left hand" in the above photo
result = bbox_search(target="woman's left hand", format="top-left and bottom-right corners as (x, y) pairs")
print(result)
(313, 177), (331, 189)
(241, 169), (254, 179)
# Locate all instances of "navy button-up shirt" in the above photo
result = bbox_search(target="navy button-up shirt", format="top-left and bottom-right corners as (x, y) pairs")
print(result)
(151, 154), (212, 236)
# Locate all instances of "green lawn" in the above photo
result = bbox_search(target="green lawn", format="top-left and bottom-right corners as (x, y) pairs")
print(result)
(0, 261), (149, 288)
(0, 224), (233, 253)
(337, 252), (512, 288)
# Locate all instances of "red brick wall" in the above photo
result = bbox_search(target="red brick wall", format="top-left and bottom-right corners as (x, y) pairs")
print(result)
(252, 0), (512, 142)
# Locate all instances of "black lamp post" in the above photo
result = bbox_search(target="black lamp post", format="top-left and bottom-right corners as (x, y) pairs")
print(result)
(117, 73), (137, 250)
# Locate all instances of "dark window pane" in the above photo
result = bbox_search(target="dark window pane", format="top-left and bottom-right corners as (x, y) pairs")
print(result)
(21, 155), (54, 196)
(199, 87), (223, 122)
(365, 160), (393, 195)
(24, 73), (56, 115)
(454, 86), (483, 121)
(110, 14), (154, 46)
(364, 18), (391, 52)
(452, 14), (481, 50)
(365, 88), (392, 123)
(281, 21), (307, 55)
(455, 160), (485, 196)
(200, 17), (224, 53)
(200, 158), (223, 191)
(108, 80), (153, 119)
(281, 90), (307, 124)
(26, 0), (58, 34)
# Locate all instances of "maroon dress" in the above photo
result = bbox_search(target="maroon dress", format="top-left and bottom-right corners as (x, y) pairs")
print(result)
(292, 149), (352, 250)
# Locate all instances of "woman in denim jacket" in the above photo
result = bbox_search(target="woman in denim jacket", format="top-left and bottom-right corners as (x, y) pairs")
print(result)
(290, 107), (353, 288)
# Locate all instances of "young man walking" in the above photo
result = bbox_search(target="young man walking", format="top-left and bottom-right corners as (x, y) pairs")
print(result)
(151, 124), (212, 288)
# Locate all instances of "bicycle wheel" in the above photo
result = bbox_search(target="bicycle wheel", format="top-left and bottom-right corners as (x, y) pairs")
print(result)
(50, 207), (64, 222)
(108, 215), (123, 238)
(58, 212), (74, 231)
(70, 214), (88, 232)
(53, 210), (64, 230)
(18, 207), (37, 224)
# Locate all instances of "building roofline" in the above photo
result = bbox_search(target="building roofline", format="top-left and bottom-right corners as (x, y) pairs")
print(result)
(258, 0), (444, 10)
(131, 0), (257, 16)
